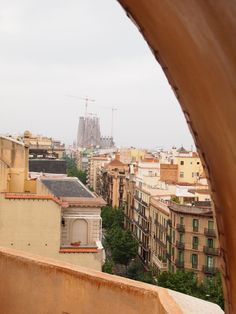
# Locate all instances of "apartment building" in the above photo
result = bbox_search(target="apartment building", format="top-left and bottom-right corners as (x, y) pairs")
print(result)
(167, 201), (220, 280)
(150, 198), (170, 274)
(87, 155), (110, 192)
(98, 154), (128, 208)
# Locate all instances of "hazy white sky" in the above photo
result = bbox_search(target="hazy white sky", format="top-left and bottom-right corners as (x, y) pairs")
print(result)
(0, 0), (194, 150)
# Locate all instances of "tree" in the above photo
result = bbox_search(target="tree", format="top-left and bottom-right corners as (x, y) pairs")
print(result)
(63, 155), (87, 185)
(157, 270), (224, 310)
(101, 206), (123, 230)
(157, 270), (198, 296)
(106, 227), (138, 266)
(102, 259), (114, 274)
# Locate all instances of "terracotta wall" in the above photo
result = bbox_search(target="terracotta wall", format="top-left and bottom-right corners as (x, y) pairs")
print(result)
(0, 247), (223, 314)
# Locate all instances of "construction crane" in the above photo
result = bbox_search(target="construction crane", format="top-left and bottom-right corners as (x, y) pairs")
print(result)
(111, 107), (117, 138)
(65, 95), (95, 117)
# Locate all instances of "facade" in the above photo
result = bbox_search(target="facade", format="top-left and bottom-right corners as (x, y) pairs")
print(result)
(167, 201), (220, 280)
(77, 117), (115, 149)
(174, 154), (204, 184)
(87, 155), (110, 192)
(98, 155), (128, 208)
(22, 130), (65, 159)
(77, 116), (101, 149)
(150, 198), (169, 274)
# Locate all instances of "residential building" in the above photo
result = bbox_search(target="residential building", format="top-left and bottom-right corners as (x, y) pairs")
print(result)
(0, 136), (105, 271)
(150, 198), (170, 274)
(98, 154), (128, 208)
(167, 201), (220, 280)
(87, 155), (110, 192)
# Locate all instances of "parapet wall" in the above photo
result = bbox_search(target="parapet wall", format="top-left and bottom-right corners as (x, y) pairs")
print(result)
(0, 247), (223, 314)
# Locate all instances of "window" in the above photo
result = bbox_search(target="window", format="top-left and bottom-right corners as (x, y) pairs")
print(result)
(193, 219), (199, 232)
(180, 161), (184, 165)
(207, 238), (214, 248)
(192, 172), (195, 177)
(148, 171), (153, 176)
(180, 171), (184, 178)
(179, 233), (184, 243)
(208, 220), (214, 230)
(180, 216), (184, 225)
(178, 250), (184, 262)
(206, 256), (214, 268)
(197, 162), (200, 165)
(192, 236), (199, 250)
(192, 254), (198, 269)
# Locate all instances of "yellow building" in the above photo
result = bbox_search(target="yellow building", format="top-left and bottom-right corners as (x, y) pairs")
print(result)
(0, 136), (105, 271)
(119, 148), (146, 164)
(174, 153), (204, 184)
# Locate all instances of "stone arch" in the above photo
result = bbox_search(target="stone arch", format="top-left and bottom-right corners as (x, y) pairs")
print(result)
(117, 1), (236, 312)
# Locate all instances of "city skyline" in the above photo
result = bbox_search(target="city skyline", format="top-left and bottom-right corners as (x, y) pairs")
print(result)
(0, 0), (194, 149)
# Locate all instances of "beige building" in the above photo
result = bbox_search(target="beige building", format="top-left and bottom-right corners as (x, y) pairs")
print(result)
(150, 198), (170, 274)
(98, 154), (128, 208)
(87, 155), (110, 192)
(0, 136), (105, 271)
(22, 130), (65, 159)
(119, 148), (146, 164)
(167, 201), (220, 280)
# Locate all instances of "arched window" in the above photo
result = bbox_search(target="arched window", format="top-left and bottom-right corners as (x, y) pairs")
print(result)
(71, 219), (88, 246)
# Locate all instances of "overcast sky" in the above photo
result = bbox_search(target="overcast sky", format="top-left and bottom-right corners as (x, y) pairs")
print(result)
(0, 0), (194, 150)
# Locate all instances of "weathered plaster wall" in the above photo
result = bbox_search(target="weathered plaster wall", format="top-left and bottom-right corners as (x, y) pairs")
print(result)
(0, 196), (102, 270)
(0, 247), (223, 314)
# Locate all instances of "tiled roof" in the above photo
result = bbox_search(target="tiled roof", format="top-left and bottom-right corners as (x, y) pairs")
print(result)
(108, 159), (125, 167)
(5, 193), (63, 205)
(41, 178), (94, 198)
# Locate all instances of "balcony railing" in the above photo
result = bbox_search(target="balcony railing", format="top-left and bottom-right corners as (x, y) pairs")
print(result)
(203, 246), (220, 256)
(175, 260), (185, 268)
(176, 241), (185, 250)
(166, 235), (172, 243)
(166, 252), (171, 260)
(204, 228), (217, 237)
(202, 266), (219, 275)
(176, 224), (185, 233)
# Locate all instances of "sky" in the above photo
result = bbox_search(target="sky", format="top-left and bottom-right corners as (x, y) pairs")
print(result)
(0, 0), (195, 150)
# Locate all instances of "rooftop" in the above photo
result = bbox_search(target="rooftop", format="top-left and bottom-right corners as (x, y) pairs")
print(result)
(41, 178), (94, 198)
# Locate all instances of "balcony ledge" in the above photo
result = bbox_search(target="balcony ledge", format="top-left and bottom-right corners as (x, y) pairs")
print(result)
(0, 247), (223, 314)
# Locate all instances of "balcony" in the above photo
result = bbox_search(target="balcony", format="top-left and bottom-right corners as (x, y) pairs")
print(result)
(176, 241), (185, 250)
(152, 254), (167, 270)
(0, 248), (223, 314)
(166, 252), (171, 260)
(166, 234), (172, 243)
(203, 246), (220, 256)
(175, 259), (185, 268)
(204, 228), (217, 237)
(203, 265), (219, 275)
(176, 224), (185, 233)
(167, 219), (172, 227)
